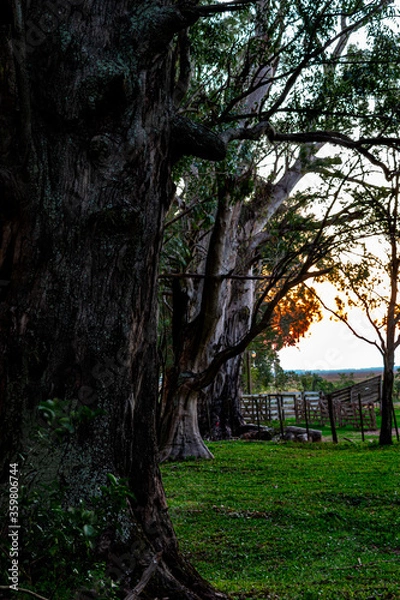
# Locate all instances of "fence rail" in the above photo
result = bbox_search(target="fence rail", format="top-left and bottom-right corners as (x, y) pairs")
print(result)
(241, 392), (298, 423)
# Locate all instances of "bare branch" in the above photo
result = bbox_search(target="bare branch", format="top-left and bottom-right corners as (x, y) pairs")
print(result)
(221, 120), (276, 144)
(159, 272), (273, 280)
(171, 114), (226, 161)
(192, 265), (332, 389)
(272, 131), (400, 179)
(195, 0), (256, 16)
(306, 285), (384, 355)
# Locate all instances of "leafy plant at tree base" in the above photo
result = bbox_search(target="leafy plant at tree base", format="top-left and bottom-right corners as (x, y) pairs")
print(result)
(0, 483), (123, 599)
(0, 401), (135, 599)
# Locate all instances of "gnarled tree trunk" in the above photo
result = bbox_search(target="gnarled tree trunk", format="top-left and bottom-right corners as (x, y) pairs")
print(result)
(0, 2), (227, 598)
(159, 373), (215, 462)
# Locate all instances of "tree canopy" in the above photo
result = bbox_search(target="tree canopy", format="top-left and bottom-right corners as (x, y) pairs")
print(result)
(158, 0), (400, 458)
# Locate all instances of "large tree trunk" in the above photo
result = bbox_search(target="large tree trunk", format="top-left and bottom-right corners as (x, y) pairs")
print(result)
(0, 3), (226, 598)
(159, 373), (215, 462)
(159, 182), (243, 460)
(198, 354), (245, 440)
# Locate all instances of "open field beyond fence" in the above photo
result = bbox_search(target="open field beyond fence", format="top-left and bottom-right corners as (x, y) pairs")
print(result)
(162, 440), (400, 600)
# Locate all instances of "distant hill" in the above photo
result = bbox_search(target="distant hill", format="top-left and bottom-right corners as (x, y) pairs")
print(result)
(292, 367), (389, 384)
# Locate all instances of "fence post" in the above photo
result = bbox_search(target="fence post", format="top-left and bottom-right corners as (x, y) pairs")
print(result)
(327, 394), (338, 444)
(358, 393), (365, 442)
(255, 395), (260, 434)
(277, 395), (284, 437)
(302, 393), (310, 441)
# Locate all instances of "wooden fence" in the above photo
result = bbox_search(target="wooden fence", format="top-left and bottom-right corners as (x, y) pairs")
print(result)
(241, 392), (298, 424)
(241, 376), (382, 431)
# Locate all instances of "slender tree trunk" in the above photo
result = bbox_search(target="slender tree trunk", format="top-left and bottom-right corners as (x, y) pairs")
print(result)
(379, 274), (397, 446)
(379, 226), (399, 446)
(0, 3), (227, 598)
(380, 355), (394, 446)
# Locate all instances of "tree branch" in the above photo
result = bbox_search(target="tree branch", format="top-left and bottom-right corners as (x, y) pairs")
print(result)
(171, 114), (226, 162)
(306, 285), (384, 355)
(194, 0), (256, 16)
(0, 586), (50, 600)
(221, 120), (276, 144)
(192, 266), (332, 389)
(272, 131), (400, 179)
(159, 272), (273, 280)
(124, 552), (163, 600)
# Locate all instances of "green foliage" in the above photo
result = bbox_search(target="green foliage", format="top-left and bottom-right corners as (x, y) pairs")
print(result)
(0, 480), (123, 599)
(182, 0), (398, 136)
(245, 342), (299, 393)
(37, 398), (104, 439)
(0, 401), (136, 599)
(162, 441), (400, 599)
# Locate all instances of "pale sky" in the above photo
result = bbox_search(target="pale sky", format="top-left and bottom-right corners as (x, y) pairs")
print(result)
(278, 281), (400, 372)
(278, 313), (389, 372)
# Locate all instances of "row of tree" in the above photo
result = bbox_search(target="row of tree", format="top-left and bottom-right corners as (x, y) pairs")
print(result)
(157, 2), (400, 457)
(1, 1), (399, 598)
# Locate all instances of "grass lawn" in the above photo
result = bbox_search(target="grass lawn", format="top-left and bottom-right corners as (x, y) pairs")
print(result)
(161, 440), (400, 599)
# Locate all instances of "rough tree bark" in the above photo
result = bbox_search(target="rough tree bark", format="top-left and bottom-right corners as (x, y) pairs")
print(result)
(0, 2), (229, 598)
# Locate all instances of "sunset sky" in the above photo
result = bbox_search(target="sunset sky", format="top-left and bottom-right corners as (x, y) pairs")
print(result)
(278, 282), (400, 372)
(278, 313), (392, 372)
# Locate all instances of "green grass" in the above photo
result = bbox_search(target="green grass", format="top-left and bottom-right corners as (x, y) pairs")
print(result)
(161, 441), (400, 599)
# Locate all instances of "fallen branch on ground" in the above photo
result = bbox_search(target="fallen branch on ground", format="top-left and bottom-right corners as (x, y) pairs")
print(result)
(124, 551), (163, 600)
